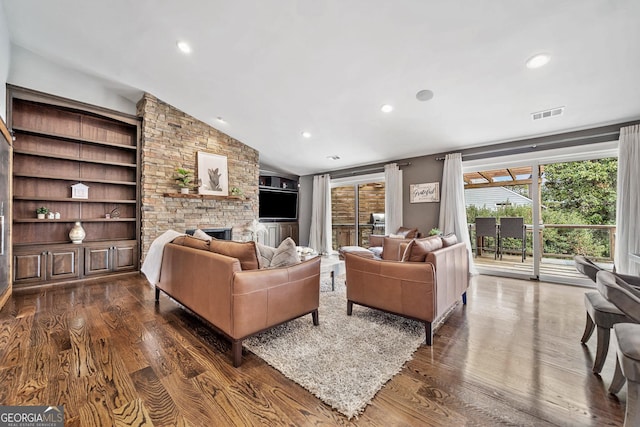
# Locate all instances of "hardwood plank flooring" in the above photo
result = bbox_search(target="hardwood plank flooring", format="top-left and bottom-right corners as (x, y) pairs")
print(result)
(0, 273), (626, 426)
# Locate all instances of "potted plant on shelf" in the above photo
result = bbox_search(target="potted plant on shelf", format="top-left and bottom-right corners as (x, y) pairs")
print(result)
(175, 168), (195, 194)
(36, 206), (49, 219)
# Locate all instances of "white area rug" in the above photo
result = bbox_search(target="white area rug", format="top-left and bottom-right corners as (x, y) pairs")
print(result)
(243, 276), (425, 419)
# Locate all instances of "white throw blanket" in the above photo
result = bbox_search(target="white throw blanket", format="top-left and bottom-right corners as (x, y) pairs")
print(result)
(141, 230), (185, 286)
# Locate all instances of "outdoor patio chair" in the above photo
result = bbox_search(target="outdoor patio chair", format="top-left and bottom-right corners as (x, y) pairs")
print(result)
(474, 217), (498, 259)
(498, 217), (526, 262)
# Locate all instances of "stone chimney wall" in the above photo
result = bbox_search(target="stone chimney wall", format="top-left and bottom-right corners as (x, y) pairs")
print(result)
(137, 93), (258, 258)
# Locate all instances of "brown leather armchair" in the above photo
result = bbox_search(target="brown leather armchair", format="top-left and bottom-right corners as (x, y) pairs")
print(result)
(344, 239), (469, 345)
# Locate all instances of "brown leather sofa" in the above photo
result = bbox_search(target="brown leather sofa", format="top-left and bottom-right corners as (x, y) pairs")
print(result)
(156, 236), (321, 367)
(344, 236), (469, 345)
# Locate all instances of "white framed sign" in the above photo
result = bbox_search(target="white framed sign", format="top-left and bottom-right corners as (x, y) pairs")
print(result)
(410, 182), (440, 203)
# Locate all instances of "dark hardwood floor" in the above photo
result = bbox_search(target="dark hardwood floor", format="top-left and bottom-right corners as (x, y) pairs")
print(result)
(0, 273), (626, 426)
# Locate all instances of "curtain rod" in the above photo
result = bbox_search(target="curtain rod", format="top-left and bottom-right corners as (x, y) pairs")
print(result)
(435, 130), (620, 161)
(330, 162), (411, 178)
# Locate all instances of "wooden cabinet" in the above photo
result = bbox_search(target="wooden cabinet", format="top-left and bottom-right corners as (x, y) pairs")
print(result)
(13, 245), (81, 284)
(8, 86), (141, 288)
(260, 223), (279, 247)
(84, 241), (138, 276)
(336, 228), (355, 248)
(258, 221), (299, 247)
(279, 222), (299, 243)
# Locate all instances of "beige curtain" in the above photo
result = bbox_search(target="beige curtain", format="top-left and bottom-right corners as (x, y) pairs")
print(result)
(309, 174), (332, 254)
(439, 153), (477, 274)
(615, 125), (640, 275)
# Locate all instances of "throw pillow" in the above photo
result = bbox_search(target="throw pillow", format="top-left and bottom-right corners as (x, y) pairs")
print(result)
(193, 229), (213, 241)
(256, 242), (276, 269)
(270, 237), (301, 268)
(209, 240), (260, 270)
(402, 235), (443, 262)
(389, 233), (405, 239)
(441, 233), (458, 247)
(397, 227), (419, 239)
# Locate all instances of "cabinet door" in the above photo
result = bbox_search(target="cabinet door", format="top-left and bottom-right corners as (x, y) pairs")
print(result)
(13, 251), (46, 284)
(84, 246), (112, 276)
(263, 223), (279, 247)
(47, 248), (80, 281)
(278, 222), (299, 244)
(113, 243), (137, 271)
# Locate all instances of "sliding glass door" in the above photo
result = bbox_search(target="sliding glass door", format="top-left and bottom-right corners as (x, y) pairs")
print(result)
(331, 174), (385, 251)
(463, 142), (618, 285)
(464, 165), (537, 280)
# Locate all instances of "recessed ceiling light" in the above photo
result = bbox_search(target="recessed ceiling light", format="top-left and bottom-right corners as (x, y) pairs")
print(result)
(526, 53), (550, 69)
(177, 41), (192, 54)
(301, 131), (312, 138)
(216, 116), (226, 124)
(327, 155), (341, 160)
(416, 89), (434, 102)
(380, 104), (394, 113)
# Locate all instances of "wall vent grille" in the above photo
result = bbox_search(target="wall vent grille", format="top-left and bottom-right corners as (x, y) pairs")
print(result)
(532, 106), (564, 121)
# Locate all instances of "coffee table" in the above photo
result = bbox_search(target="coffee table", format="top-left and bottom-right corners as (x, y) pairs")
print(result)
(320, 256), (345, 291)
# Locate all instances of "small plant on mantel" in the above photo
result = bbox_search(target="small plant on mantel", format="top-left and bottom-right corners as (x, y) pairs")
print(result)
(175, 168), (195, 194)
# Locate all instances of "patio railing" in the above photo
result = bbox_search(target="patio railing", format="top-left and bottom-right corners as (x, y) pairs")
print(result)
(471, 223), (617, 263)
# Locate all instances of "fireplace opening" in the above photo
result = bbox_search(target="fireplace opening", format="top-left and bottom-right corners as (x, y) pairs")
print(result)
(186, 228), (232, 240)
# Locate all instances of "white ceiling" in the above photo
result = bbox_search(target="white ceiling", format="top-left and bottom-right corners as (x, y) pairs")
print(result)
(2, 0), (640, 176)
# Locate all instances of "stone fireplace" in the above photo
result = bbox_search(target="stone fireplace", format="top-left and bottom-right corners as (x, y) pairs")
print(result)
(137, 93), (259, 259)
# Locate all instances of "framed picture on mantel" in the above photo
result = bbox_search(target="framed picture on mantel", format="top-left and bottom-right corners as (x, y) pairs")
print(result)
(198, 152), (228, 196)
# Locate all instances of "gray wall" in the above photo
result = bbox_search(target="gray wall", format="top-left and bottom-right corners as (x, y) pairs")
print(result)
(401, 154), (444, 235)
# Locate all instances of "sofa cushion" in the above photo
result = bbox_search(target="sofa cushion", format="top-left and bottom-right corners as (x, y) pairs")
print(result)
(171, 235), (210, 251)
(397, 227), (419, 239)
(270, 237), (301, 268)
(401, 235), (443, 262)
(441, 233), (458, 247)
(210, 239), (260, 270)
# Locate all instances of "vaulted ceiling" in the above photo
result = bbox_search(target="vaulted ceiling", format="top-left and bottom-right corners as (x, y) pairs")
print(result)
(2, 1), (639, 175)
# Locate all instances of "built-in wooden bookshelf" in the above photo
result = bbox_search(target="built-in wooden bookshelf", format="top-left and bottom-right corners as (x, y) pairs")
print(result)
(8, 86), (141, 288)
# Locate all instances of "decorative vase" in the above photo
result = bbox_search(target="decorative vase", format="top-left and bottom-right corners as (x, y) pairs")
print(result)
(37, 213), (45, 219)
(69, 221), (86, 244)
(180, 187), (189, 194)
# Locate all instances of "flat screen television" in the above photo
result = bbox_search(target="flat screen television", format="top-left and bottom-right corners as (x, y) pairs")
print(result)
(259, 189), (298, 220)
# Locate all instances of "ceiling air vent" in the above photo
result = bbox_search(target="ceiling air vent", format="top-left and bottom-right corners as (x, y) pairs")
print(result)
(531, 106), (564, 121)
